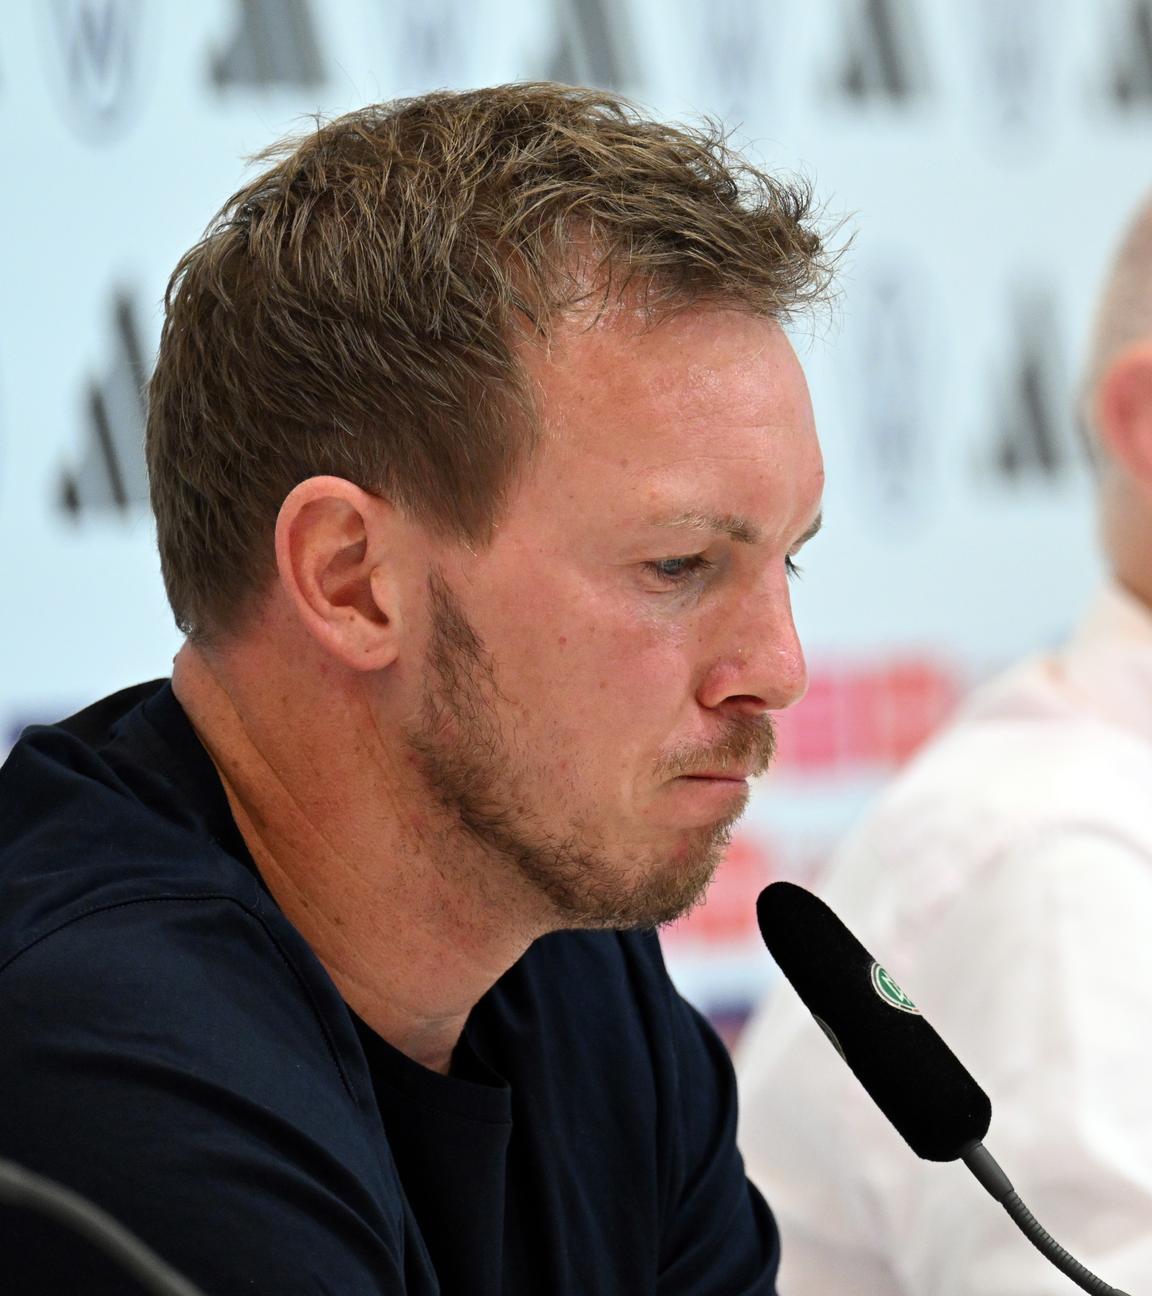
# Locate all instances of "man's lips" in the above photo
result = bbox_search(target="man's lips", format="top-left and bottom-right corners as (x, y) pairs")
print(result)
(664, 770), (754, 821)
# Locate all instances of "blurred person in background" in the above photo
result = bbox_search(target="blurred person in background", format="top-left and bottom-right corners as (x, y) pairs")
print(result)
(0, 84), (831, 1294)
(737, 192), (1152, 1293)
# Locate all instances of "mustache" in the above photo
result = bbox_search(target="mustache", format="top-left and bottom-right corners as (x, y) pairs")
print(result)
(656, 714), (777, 780)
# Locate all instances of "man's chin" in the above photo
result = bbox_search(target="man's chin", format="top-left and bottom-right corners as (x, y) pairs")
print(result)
(616, 871), (720, 931)
(586, 823), (731, 931)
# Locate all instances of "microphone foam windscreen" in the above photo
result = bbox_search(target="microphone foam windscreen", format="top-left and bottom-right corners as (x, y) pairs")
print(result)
(756, 881), (991, 1162)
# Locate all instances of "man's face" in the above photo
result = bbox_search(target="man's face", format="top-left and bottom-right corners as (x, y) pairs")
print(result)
(405, 307), (823, 930)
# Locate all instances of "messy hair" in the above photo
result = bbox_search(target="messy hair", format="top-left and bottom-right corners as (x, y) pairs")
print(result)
(147, 82), (835, 640)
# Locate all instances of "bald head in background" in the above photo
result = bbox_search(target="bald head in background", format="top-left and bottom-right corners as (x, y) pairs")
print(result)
(1088, 193), (1152, 610)
(1087, 192), (1152, 390)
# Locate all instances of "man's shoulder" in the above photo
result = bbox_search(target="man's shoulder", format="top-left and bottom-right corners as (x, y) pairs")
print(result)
(0, 680), (263, 973)
(0, 823), (368, 1182)
(0, 874), (395, 1296)
(0, 887), (345, 1058)
(0, 702), (345, 1096)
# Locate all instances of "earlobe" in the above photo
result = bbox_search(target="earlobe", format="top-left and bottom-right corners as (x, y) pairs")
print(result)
(274, 477), (401, 672)
(1096, 345), (1152, 489)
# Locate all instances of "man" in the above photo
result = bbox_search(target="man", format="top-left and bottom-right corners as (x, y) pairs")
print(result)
(0, 85), (829, 1293)
(737, 194), (1152, 1293)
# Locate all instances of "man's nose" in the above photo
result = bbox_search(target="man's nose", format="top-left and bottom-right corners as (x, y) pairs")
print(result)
(695, 582), (808, 716)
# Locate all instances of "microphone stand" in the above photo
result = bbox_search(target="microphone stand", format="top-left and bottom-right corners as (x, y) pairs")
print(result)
(963, 1143), (1130, 1296)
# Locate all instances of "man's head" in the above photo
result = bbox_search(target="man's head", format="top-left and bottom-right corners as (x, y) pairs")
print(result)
(1084, 192), (1152, 599)
(147, 83), (831, 641)
(152, 84), (830, 930)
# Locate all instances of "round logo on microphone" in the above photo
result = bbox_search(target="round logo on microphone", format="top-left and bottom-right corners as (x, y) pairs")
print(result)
(870, 961), (920, 1014)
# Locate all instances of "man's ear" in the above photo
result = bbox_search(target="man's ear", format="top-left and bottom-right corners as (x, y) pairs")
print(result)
(1096, 342), (1152, 490)
(274, 476), (405, 671)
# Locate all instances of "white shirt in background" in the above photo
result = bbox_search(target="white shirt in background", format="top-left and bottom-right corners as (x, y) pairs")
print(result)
(737, 581), (1152, 1295)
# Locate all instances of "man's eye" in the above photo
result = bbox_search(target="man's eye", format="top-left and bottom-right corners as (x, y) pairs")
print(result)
(645, 555), (714, 584)
(785, 556), (803, 581)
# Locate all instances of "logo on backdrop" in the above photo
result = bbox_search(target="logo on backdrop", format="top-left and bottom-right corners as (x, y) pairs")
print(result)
(384, 0), (473, 91)
(967, 0), (1061, 146)
(209, 0), (324, 91)
(982, 286), (1078, 484)
(1105, 0), (1152, 107)
(850, 264), (933, 521)
(832, 0), (928, 104)
(60, 291), (149, 517)
(42, 0), (153, 141)
(548, 0), (639, 92)
(691, 0), (783, 125)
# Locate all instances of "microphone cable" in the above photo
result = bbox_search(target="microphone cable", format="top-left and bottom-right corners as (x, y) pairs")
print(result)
(0, 1156), (207, 1296)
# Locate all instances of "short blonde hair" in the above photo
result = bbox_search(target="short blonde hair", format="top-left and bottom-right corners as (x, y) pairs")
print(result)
(147, 83), (835, 640)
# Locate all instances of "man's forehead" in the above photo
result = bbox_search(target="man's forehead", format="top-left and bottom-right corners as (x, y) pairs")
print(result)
(521, 307), (805, 437)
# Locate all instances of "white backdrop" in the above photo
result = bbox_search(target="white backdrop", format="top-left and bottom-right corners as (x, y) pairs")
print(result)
(3, 0), (1151, 1025)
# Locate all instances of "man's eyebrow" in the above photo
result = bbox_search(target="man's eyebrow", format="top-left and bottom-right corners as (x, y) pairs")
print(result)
(649, 508), (824, 548)
(795, 511), (823, 548)
(650, 510), (762, 544)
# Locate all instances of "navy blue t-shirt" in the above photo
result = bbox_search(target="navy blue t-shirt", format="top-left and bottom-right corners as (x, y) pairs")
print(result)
(0, 681), (778, 1293)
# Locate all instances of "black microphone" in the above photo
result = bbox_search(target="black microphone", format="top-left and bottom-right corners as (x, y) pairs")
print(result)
(756, 878), (990, 1161)
(755, 881), (1130, 1296)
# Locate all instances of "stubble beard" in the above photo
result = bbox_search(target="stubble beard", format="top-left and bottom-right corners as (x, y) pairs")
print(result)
(404, 570), (774, 930)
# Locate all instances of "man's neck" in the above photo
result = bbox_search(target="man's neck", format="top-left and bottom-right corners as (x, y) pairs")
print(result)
(172, 642), (544, 1075)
